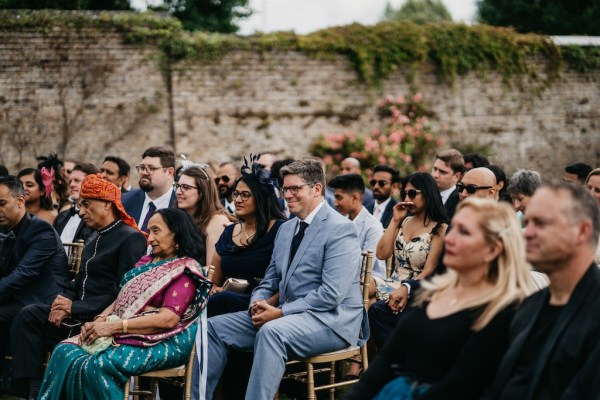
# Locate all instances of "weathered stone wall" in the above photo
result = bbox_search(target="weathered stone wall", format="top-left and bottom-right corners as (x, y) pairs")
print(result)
(1, 27), (599, 181)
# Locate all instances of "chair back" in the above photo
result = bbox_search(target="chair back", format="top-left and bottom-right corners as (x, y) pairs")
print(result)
(206, 264), (215, 281)
(63, 240), (84, 277)
(361, 250), (373, 310)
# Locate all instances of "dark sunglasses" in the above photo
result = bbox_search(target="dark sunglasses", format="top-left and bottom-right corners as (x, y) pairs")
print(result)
(456, 183), (493, 195)
(401, 189), (422, 200)
(214, 175), (230, 184)
(369, 179), (389, 187)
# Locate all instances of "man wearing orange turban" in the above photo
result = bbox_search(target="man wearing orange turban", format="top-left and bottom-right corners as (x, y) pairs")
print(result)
(9, 174), (148, 399)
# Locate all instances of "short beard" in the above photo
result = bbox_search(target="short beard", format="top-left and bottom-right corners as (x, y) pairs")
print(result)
(139, 180), (154, 192)
(220, 185), (234, 199)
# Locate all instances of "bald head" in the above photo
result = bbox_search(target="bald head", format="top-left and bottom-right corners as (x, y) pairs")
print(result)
(340, 157), (361, 175)
(459, 167), (497, 200)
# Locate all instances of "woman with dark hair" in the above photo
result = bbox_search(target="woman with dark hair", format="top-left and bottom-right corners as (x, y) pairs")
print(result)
(372, 172), (447, 301)
(18, 167), (57, 224)
(176, 165), (231, 265)
(37, 153), (70, 212)
(39, 208), (211, 399)
(209, 155), (286, 316)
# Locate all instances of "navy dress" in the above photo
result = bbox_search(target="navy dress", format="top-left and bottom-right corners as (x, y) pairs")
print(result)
(207, 219), (284, 318)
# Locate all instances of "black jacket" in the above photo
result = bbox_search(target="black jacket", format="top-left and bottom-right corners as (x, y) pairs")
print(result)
(53, 206), (96, 245)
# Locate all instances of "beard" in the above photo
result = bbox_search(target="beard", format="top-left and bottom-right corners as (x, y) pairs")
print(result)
(139, 179), (154, 192)
(219, 184), (234, 199)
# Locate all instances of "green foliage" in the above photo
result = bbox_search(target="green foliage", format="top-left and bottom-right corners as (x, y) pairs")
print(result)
(160, 0), (251, 33)
(0, 10), (598, 86)
(310, 93), (444, 175)
(384, 0), (452, 24)
(477, 0), (600, 35)
(0, 0), (130, 10)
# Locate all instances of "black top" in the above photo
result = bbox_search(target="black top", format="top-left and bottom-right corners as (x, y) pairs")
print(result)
(500, 302), (564, 399)
(63, 219), (147, 320)
(215, 219), (284, 293)
(346, 300), (515, 400)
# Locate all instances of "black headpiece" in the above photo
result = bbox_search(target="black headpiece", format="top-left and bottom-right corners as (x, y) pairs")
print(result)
(241, 154), (277, 196)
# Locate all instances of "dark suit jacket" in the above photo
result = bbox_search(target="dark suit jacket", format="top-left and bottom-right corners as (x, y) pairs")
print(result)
(0, 214), (69, 305)
(367, 197), (398, 229)
(487, 264), (600, 400)
(122, 189), (177, 224)
(444, 188), (459, 222)
(52, 207), (96, 245)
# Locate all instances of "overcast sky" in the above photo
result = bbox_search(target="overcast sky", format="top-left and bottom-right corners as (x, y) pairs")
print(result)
(133, 0), (479, 35)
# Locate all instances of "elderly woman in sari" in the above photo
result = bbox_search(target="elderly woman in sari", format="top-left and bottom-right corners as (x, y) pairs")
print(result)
(38, 208), (212, 400)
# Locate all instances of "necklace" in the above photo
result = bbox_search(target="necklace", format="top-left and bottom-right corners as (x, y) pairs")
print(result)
(243, 223), (256, 241)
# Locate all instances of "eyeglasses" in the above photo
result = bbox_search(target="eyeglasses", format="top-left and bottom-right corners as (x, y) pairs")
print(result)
(456, 183), (493, 195)
(174, 183), (198, 192)
(136, 165), (165, 175)
(401, 189), (422, 200)
(232, 190), (252, 201)
(215, 176), (231, 184)
(369, 179), (389, 188)
(280, 183), (311, 196)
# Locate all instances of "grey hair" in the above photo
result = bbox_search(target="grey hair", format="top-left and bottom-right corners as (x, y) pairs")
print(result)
(545, 181), (600, 247)
(507, 169), (542, 197)
(280, 159), (326, 195)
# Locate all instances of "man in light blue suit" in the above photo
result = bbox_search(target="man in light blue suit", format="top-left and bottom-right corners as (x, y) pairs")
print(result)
(329, 173), (386, 279)
(205, 159), (364, 400)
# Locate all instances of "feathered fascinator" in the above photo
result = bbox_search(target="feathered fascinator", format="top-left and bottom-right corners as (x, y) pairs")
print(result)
(241, 154), (277, 195)
(36, 153), (64, 199)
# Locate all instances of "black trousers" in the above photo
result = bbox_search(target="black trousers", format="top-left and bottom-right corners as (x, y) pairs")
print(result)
(0, 300), (26, 371)
(9, 304), (75, 381)
(368, 300), (403, 349)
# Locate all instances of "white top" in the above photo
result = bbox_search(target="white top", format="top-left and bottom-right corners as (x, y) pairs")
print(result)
(373, 197), (391, 221)
(60, 214), (82, 244)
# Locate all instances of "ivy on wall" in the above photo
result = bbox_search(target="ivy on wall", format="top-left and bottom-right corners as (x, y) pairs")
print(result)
(1, 10), (599, 86)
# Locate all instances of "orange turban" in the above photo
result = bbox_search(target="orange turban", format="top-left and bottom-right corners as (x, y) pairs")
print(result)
(80, 174), (141, 233)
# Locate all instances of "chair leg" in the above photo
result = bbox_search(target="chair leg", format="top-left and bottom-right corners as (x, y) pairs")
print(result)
(123, 377), (130, 400)
(306, 362), (316, 400)
(150, 378), (158, 399)
(329, 361), (336, 400)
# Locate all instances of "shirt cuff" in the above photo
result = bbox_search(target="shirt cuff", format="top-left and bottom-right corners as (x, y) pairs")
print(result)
(401, 282), (411, 296)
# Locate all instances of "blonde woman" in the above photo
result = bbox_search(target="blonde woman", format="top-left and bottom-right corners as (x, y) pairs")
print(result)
(347, 198), (534, 400)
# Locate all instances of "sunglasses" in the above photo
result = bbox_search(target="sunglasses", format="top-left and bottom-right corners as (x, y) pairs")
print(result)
(401, 189), (422, 200)
(456, 183), (493, 195)
(369, 179), (389, 187)
(214, 175), (231, 184)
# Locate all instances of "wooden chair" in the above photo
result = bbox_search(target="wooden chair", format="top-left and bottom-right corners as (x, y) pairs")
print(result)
(63, 239), (84, 278)
(123, 265), (214, 400)
(280, 250), (373, 400)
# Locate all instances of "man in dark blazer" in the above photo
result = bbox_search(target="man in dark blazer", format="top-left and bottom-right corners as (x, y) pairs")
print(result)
(53, 162), (98, 245)
(0, 175), (69, 372)
(122, 146), (176, 231)
(431, 149), (464, 222)
(367, 164), (399, 229)
(9, 174), (147, 399)
(486, 182), (600, 399)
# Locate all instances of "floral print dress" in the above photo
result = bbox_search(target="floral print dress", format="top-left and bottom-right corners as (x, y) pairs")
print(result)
(373, 217), (439, 301)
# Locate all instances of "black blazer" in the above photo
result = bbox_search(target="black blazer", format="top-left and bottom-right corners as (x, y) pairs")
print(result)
(487, 264), (600, 400)
(53, 207), (96, 245)
(368, 197), (398, 229)
(0, 214), (69, 305)
(444, 188), (459, 222)
(122, 189), (177, 224)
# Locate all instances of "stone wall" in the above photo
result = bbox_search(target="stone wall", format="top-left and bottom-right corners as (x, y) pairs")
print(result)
(1, 26), (599, 181)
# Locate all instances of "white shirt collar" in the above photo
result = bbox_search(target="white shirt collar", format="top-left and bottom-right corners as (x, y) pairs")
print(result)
(439, 185), (456, 204)
(299, 200), (325, 227)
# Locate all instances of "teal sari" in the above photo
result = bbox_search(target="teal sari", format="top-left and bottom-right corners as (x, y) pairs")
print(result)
(39, 256), (211, 400)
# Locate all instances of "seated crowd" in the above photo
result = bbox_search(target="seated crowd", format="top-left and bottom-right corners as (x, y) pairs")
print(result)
(0, 148), (598, 400)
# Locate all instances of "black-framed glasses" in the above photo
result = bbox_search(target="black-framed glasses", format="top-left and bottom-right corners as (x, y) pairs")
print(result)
(369, 179), (389, 188)
(214, 175), (231, 184)
(136, 165), (165, 175)
(280, 183), (311, 196)
(174, 183), (198, 192)
(456, 183), (493, 195)
(232, 190), (252, 201)
(401, 189), (422, 200)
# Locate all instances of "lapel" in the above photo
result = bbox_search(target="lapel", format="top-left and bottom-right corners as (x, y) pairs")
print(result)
(353, 208), (366, 238)
(283, 205), (328, 290)
(168, 190), (177, 208)
(381, 198), (397, 225)
(526, 265), (599, 399)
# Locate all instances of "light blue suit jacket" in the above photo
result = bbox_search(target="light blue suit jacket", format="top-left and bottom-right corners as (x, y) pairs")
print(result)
(353, 207), (386, 279)
(251, 203), (365, 345)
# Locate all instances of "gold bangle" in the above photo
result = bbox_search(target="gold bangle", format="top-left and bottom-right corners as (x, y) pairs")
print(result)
(122, 319), (128, 334)
(94, 314), (107, 321)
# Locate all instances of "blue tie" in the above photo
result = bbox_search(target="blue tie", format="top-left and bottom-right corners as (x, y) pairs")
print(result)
(288, 221), (309, 267)
(141, 202), (156, 232)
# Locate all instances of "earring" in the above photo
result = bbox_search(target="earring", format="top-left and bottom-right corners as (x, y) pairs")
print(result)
(175, 244), (180, 250)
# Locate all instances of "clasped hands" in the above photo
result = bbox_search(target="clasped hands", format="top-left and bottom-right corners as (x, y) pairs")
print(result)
(79, 318), (113, 346)
(387, 285), (409, 314)
(250, 300), (283, 328)
(48, 295), (73, 327)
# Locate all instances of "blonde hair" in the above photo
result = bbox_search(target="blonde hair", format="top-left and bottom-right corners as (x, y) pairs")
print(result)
(416, 198), (534, 331)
